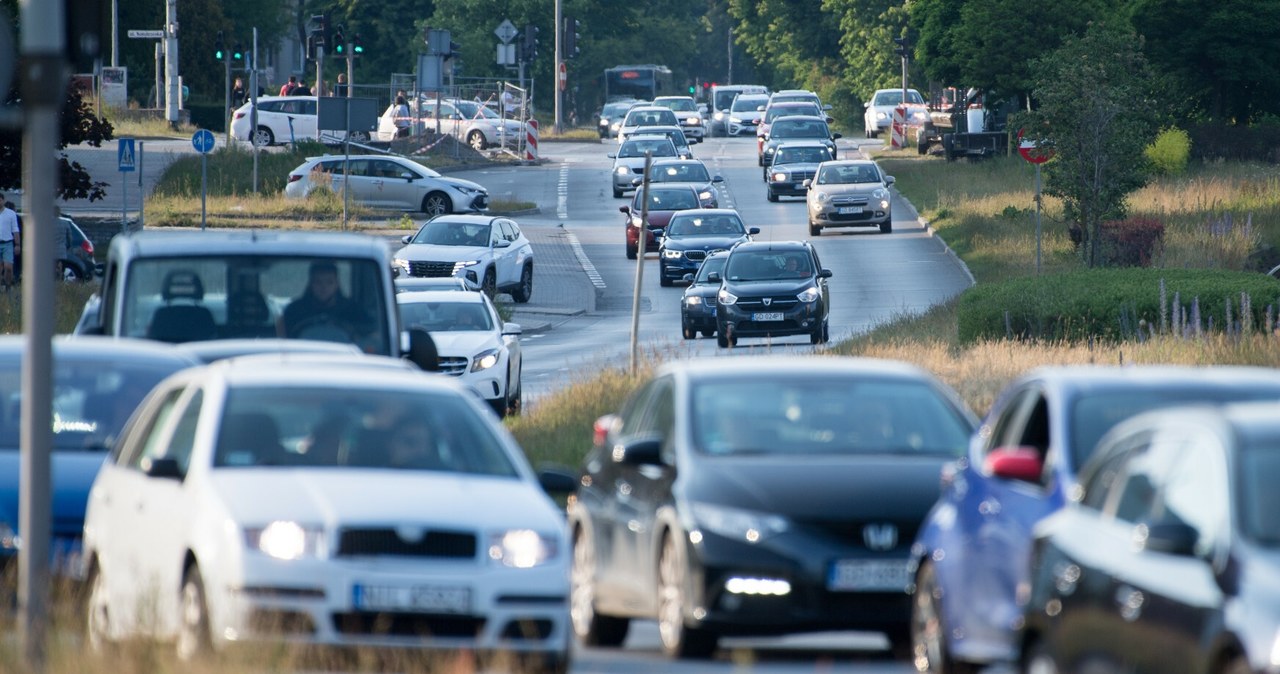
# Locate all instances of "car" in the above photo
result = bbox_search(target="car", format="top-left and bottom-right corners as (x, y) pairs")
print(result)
(229, 95), (368, 147)
(767, 89), (826, 109)
(679, 251), (728, 339)
(651, 95), (706, 142)
(174, 338), (362, 364)
(709, 84), (769, 136)
(0, 336), (199, 581)
(392, 214), (534, 302)
(81, 353), (576, 669)
(643, 158), (724, 208)
(862, 88), (926, 139)
(759, 115), (840, 169)
(908, 365), (1280, 674)
(597, 99), (639, 138)
(376, 97), (525, 150)
(657, 209), (758, 287)
(629, 126), (693, 159)
(567, 356), (978, 660)
(394, 275), (472, 293)
(755, 101), (827, 164)
(1019, 401), (1280, 674)
(619, 184), (702, 260)
(709, 240), (831, 347)
(805, 159), (895, 236)
(765, 142), (835, 201)
(396, 290), (523, 417)
(283, 154), (490, 217)
(608, 136), (680, 198)
(616, 105), (680, 144)
(15, 211), (100, 282)
(726, 93), (770, 136)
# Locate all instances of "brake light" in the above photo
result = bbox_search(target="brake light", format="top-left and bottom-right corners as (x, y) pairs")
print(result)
(80, 239), (93, 255)
(288, 174), (302, 183)
(592, 414), (617, 447)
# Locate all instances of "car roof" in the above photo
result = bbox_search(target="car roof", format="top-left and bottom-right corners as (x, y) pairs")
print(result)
(106, 229), (391, 260)
(1015, 365), (1280, 391)
(396, 289), (488, 304)
(775, 140), (837, 149)
(729, 240), (810, 253)
(771, 115), (829, 124)
(818, 158), (877, 167)
(659, 355), (944, 383)
(669, 208), (741, 218)
(173, 338), (362, 364)
(0, 334), (200, 366)
(423, 213), (500, 224)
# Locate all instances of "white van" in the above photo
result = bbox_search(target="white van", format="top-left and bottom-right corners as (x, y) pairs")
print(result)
(708, 84), (769, 136)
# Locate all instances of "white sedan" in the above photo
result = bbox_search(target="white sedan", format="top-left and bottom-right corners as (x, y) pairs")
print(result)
(396, 290), (523, 417)
(82, 352), (573, 671)
(283, 154), (489, 216)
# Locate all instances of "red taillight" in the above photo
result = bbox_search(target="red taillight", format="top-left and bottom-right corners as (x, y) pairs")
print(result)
(234, 111), (245, 120)
(592, 414), (617, 447)
(80, 239), (93, 255)
(288, 174), (302, 183)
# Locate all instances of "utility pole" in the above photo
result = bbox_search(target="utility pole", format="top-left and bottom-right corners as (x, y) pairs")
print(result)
(164, 0), (179, 126)
(251, 27), (259, 194)
(553, 0), (561, 134)
(629, 151), (653, 376)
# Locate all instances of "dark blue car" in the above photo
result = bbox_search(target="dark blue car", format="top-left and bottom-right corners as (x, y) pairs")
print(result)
(657, 208), (757, 287)
(908, 365), (1280, 673)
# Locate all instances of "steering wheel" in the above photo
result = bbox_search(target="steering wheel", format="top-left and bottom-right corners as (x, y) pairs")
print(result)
(290, 314), (356, 344)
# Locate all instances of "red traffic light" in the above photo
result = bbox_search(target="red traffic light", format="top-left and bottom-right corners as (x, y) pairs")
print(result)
(702, 81), (710, 89)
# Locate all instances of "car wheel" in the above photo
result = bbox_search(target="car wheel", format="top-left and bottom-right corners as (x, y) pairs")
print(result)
(61, 262), (83, 282)
(571, 527), (630, 647)
(716, 329), (729, 348)
(85, 561), (113, 654)
(808, 221), (821, 237)
(613, 187), (624, 198)
(682, 323), (695, 340)
(701, 329), (715, 338)
(912, 561), (977, 674)
(657, 532), (717, 659)
(1023, 639), (1059, 674)
(482, 268), (497, 297)
(421, 191), (451, 218)
(468, 130), (487, 151)
(886, 626), (915, 662)
(767, 191), (778, 202)
(810, 321), (825, 345)
(511, 263), (533, 303)
(490, 393), (509, 418)
(349, 130), (370, 143)
(252, 126), (274, 147)
(626, 244), (637, 260)
(176, 566), (214, 662)
(507, 370), (522, 416)
(880, 218), (893, 234)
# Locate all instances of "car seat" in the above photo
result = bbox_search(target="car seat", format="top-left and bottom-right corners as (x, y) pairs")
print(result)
(147, 270), (217, 343)
(222, 290), (274, 338)
(216, 411), (288, 466)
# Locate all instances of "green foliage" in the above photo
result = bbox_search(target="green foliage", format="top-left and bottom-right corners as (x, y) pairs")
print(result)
(1144, 127), (1191, 175)
(152, 142), (330, 197)
(956, 268), (1280, 344)
(0, 85), (113, 201)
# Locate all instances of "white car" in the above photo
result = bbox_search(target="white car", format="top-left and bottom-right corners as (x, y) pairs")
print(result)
(376, 97), (525, 151)
(397, 290), (523, 417)
(726, 93), (771, 136)
(229, 96), (370, 147)
(862, 88), (927, 138)
(393, 214), (534, 302)
(81, 353), (575, 670)
(283, 154), (489, 216)
(615, 105), (680, 144)
(651, 95), (706, 142)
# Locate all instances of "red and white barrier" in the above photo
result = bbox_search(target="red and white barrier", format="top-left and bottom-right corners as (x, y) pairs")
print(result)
(890, 105), (906, 149)
(525, 118), (539, 161)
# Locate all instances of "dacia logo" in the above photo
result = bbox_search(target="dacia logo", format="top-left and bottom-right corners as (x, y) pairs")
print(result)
(762, 298), (772, 306)
(863, 523), (897, 551)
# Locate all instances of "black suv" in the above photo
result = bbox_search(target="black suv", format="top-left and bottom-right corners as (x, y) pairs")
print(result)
(709, 240), (831, 348)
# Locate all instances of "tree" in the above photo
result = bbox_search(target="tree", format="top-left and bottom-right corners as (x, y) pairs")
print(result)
(0, 85), (114, 201)
(1016, 23), (1163, 268)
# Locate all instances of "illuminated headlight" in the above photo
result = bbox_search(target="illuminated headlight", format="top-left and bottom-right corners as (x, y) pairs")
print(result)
(690, 502), (788, 543)
(685, 295), (703, 306)
(599, 117), (610, 125)
(797, 286), (820, 303)
(453, 185), (478, 195)
(770, 172), (788, 182)
(880, 199), (891, 209)
(630, 215), (644, 227)
(662, 249), (684, 259)
(488, 529), (557, 568)
(453, 259), (480, 272)
(763, 146), (776, 155)
(817, 191), (830, 202)
(714, 111), (725, 121)
(615, 166), (631, 175)
(610, 121), (622, 131)
(717, 288), (738, 305)
(698, 190), (714, 201)
(393, 258), (410, 273)
(471, 348), (500, 371)
(725, 577), (792, 596)
(685, 117), (700, 125)
(875, 111), (888, 121)
(246, 521), (325, 560)
(910, 110), (929, 122)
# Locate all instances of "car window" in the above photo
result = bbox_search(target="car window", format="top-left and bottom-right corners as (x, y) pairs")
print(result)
(667, 214), (744, 237)
(1078, 430), (1150, 511)
(399, 300), (494, 332)
(498, 221), (519, 242)
(411, 219), (492, 246)
(124, 385), (186, 470)
(166, 388), (203, 475)
(258, 101), (282, 113)
(817, 164), (878, 184)
(302, 100), (317, 115)
(694, 256), (727, 282)
(1237, 440), (1280, 546)
(1104, 431), (1183, 524)
(1158, 425), (1228, 556)
(345, 159), (371, 177)
(777, 147), (830, 164)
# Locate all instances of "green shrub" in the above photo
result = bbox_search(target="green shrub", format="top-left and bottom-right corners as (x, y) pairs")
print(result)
(1145, 127), (1191, 175)
(1098, 217), (1165, 267)
(956, 268), (1280, 344)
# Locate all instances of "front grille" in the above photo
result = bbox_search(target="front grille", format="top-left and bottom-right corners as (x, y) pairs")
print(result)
(781, 169), (816, 182)
(685, 250), (706, 261)
(336, 528), (477, 559)
(407, 261), (456, 278)
(831, 196), (870, 207)
(736, 295), (800, 311)
(802, 518), (919, 554)
(827, 210), (878, 223)
(438, 356), (468, 376)
(471, 194), (489, 210)
(332, 612), (485, 637)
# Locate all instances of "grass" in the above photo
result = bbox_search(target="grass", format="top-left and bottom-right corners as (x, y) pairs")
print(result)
(538, 127), (601, 142)
(99, 106), (199, 140)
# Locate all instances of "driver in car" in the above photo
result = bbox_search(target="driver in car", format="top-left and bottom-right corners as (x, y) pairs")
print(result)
(278, 260), (375, 344)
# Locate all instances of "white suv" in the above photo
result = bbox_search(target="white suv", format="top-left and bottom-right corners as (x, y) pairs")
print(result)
(230, 96), (369, 147)
(392, 214), (534, 302)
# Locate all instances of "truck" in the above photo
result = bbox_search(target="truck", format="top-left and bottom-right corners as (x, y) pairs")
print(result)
(915, 87), (1012, 161)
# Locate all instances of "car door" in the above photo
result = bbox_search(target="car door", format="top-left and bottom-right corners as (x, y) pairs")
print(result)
(297, 98), (319, 140)
(340, 159), (388, 208)
(615, 378), (677, 612)
(371, 159), (420, 210)
(438, 102), (466, 142)
(490, 219), (519, 287)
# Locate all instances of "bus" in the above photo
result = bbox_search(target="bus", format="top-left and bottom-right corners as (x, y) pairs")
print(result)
(603, 65), (673, 102)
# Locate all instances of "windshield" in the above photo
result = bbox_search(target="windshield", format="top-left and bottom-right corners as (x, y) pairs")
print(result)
(453, 101), (500, 120)
(775, 146), (833, 165)
(816, 164), (881, 184)
(655, 98), (697, 112)
(602, 102), (633, 117)
(767, 105), (821, 123)
(873, 90), (925, 106)
(411, 219), (492, 247)
(666, 214), (745, 237)
(625, 109), (677, 127)
(632, 187), (699, 211)
(694, 256), (728, 282)
(724, 250), (815, 281)
(771, 119), (830, 138)
(651, 163), (711, 183)
(399, 299), (494, 332)
(1238, 441), (1280, 547)
(619, 138), (677, 158)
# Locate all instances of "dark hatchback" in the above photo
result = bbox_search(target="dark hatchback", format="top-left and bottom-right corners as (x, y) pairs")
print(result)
(680, 252), (728, 339)
(567, 357), (978, 661)
(710, 240), (831, 348)
(1020, 402), (1280, 674)
(760, 116), (840, 169)
(658, 209), (757, 287)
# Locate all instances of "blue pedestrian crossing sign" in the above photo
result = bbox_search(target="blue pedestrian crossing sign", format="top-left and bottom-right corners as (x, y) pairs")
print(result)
(191, 129), (215, 154)
(117, 137), (136, 172)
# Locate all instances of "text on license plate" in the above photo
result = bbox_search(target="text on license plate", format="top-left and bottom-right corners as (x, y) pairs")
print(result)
(753, 312), (784, 322)
(837, 206), (863, 215)
(354, 584), (471, 613)
(828, 559), (910, 592)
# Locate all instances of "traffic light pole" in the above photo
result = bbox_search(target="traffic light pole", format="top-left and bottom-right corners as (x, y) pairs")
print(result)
(223, 53), (231, 145)
(553, 0), (562, 134)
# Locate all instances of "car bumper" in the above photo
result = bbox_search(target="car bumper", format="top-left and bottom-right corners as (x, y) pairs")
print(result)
(728, 121), (758, 136)
(457, 192), (490, 213)
(613, 171), (642, 192)
(809, 203), (891, 229)
(768, 181), (808, 198)
(718, 301), (825, 339)
(681, 301), (717, 331)
(681, 124), (706, 140)
(659, 256), (706, 281)
(626, 225), (664, 251)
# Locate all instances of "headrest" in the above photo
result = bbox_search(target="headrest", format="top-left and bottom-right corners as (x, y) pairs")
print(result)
(161, 270), (205, 302)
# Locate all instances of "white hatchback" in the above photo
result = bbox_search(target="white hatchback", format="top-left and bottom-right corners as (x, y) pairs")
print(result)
(376, 97), (525, 150)
(81, 353), (574, 671)
(283, 154), (489, 216)
(229, 96), (371, 147)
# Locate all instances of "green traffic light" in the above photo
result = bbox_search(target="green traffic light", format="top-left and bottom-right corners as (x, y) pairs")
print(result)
(353, 44), (364, 54)
(688, 86), (695, 94)
(215, 49), (225, 60)
(335, 43), (345, 54)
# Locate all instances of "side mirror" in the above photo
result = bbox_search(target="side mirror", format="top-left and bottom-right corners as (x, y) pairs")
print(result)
(619, 206), (631, 214)
(983, 446), (1044, 483)
(707, 271), (722, 283)
(832, 132), (843, 140)
(406, 327), (440, 372)
(632, 177), (643, 186)
(712, 175), (724, 183)
(885, 175), (896, 186)
(682, 273), (694, 283)
(863, 101), (871, 108)
(537, 466), (580, 495)
(613, 436), (663, 465)
(802, 178), (812, 188)
(1140, 519), (1199, 556)
(494, 239), (511, 248)
(401, 235), (412, 244)
(823, 104), (833, 111)
(748, 227), (760, 235)
(607, 153), (617, 159)
(141, 456), (183, 480)
(818, 268), (833, 279)
(502, 322), (523, 336)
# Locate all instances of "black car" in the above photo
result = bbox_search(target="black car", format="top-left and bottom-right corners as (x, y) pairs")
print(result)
(709, 240), (831, 348)
(764, 141), (835, 200)
(760, 115), (840, 169)
(567, 356), (978, 660)
(598, 99), (640, 138)
(1019, 401), (1280, 674)
(642, 158), (725, 208)
(680, 251), (728, 339)
(658, 209), (757, 287)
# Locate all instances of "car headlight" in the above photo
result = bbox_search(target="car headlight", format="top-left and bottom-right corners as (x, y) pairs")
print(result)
(471, 348), (501, 371)
(718, 288), (738, 305)
(763, 146), (776, 155)
(615, 166), (631, 175)
(817, 191), (830, 202)
(599, 117), (610, 125)
(662, 249), (684, 259)
(630, 215), (643, 227)
(690, 502), (788, 543)
(875, 111), (888, 121)
(453, 260), (480, 272)
(881, 199), (891, 209)
(488, 529), (557, 568)
(685, 117), (700, 125)
(797, 286), (820, 303)
(698, 190), (714, 201)
(714, 111), (725, 121)
(393, 258), (410, 273)
(453, 185), (478, 195)
(246, 521), (325, 560)
(771, 172), (788, 182)
(685, 295), (703, 306)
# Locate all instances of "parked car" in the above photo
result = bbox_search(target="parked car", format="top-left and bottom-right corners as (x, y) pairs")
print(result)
(15, 211), (100, 282)
(1020, 401), (1280, 674)
(81, 352), (576, 669)
(764, 141), (835, 201)
(862, 88), (927, 139)
(392, 214), (534, 302)
(0, 336), (198, 580)
(726, 93), (771, 137)
(609, 136), (680, 198)
(710, 240), (831, 348)
(643, 158), (724, 208)
(806, 159), (895, 235)
(620, 184), (702, 260)
(597, 99), (639, 138)
(657, 208), (757, 287)
(376, 97), (525, 150)
(908, 365), (1280, 674)
(755, 101), (828, 164)
(616, 106), (681, 144)
(567, 356), (978, 660)
(283, 154), (489, 216)
(759, 116), (840, 169)
(679, 252), (728, 339)
(229, 96), (368, 147)
(651, 95), (706, 142)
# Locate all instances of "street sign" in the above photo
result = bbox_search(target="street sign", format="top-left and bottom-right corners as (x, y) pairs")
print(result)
(558, 62), (567, 92)
(495, 19), (518, 45)
(117, 138), (136, 172)
(1017, 128), (1054, 164)
(127, 30), (165, 39)
(191, 129), (215, 154)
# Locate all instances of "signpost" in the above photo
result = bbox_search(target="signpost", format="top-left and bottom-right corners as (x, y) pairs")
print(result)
(1018, 129), (1055, 275)
(192, 129), (215, 230)
(558, 62), (567, 92)
(117, 137), (136, 230)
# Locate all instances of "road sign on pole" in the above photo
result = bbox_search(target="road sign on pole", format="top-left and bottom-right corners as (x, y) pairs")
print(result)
(192, 129), (214, 231)
(118, 137), (135, 230)
(558, 62), (567, 92)
(191, 128), (215, 153)
(127, 29), (164, 39)
(495, 19), (517, 44)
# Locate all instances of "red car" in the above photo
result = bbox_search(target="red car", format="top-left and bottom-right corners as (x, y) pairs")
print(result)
(620, 184), (702, 259)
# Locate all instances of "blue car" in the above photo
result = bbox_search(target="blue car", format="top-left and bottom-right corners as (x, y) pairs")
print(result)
(907, 365), (1280, 673)
(0, 336), (198, 580)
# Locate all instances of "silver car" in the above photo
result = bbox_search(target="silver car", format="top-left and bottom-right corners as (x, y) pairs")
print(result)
(806, 159), (895, 236)
(378, 97), (525, 150)
(608, 136), (679, 198)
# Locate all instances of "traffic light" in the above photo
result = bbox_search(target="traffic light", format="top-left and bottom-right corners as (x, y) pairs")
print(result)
(214, 31), (226, 60)
(308, 14), (329, 56)
(444, 40), (461, 61)
(893, 36), (910, 58)
(333, 24), (346, 56)
(65, 0), (107, 72)
(688, 84), (696, 95)
(521, 24), (538, 62)
(352, 33), (364, 56)
(232, 44), (244, 61)
(563, 16), (580, 59)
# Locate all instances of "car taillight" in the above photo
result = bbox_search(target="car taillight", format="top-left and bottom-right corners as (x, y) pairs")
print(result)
(592, 414), (617, 448)
(80, 239), (93, 255)
(233, 111), (245, 120)
(288, 174), (302, 183)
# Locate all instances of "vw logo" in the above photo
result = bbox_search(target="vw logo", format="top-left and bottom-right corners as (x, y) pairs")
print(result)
(396, 525), (426, 544)
(762, 298), (772, 306)
(863, 523), (898, 551)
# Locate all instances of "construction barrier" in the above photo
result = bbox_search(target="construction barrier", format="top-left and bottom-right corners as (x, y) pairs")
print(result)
(526, 118), (539, 161)
(890, 105), (906, 149)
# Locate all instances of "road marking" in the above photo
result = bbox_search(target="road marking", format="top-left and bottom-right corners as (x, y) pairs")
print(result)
(563, 227), (606, 289)
(557, 163), (569, 220)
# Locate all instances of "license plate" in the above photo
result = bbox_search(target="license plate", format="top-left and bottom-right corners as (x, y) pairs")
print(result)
(794, 183), (805, 190)
(354, 584), (471, 613)
(828, 559), (910, 592)
(753, 312), (784, 322)
(837, 206), (863, 215)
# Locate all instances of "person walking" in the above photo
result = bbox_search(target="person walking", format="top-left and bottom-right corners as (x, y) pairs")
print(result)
(333, 73), (347, 98)
(393, 93), (411, 138)
(0, 196), (19, 291)
(230, 77), (247, 109)
(279, 75), (297, 96)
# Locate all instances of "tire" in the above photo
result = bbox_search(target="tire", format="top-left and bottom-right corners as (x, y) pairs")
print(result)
(421, 191), (451, 218)
(482, 268), (497, 297)
(490, 394), (509, 418)
(176, 567), (214, 662)
(1022, 639), (1059, 674)
(85, 561), (113, 654)
(511, 263), (533, 303)
(880, 219), (893, 234)
(911, 561), (978, 674)
(613, 187), (624, 198)
(809, 221), (821, 237)
(767, 191), (778, 202)
(716, 330), (729, 348)
(570, 527), (630, 647)
(810, 319), (828, 345)
(349, 130), (370, 143)
(506, 365), (522, 416)
(886, 626), (914, 662)
(657, 532), (717, 659)
(61, 262), (83, 282)
(626, 245), (637, 260)
(682, 324), (695, 340)
(251, 126), (274, 147)
(468, 130), (488, 151)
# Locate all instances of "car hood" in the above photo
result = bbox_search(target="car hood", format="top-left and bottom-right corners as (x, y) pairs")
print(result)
(811, 183), (885, 198)
(0, 450), (108, 534)
(429, 330), (502, 357)
(395, 244), (490, 262)
(436, 175), (487, 193)
(685, 454), (949, 520)
(663, 235), (748, 252)
(724, 278), (815, 295)
(683, 283), (720, 299)
(770, 162), (824, 174)
(212, 470), (564, 532)
(640, 211), (681, 228)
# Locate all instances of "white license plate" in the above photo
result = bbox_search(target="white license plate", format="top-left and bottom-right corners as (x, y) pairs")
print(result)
(794, 183), (805, 190)
(753, 312), (784, 321)
(354, 584), (471, 613)
(837, 206), (863, 215)
(828, 559), (910, 591)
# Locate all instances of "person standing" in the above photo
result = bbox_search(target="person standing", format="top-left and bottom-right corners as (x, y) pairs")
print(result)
(393, 93), (411, 138)
(230, 77), (247, 109)
(0, 196), (19, 290)
(292, 80), (313, 96)
(279, 75), (297, 96)
(333, 73), (347, 98)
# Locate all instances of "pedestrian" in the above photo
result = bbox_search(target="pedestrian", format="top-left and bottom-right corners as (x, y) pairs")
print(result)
(230, 77), (246, 109)
(394, 93), (411, 138)
(291, 80), (312, 96)
(0, 196), (19, 291)
(279, 75), (297, 96)
(333, 73), (347, 98)
(500, 88), (515, 118)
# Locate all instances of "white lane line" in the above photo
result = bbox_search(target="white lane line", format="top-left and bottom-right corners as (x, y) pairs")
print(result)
(557, 164), (569, 220)
(564, 227), (606, 289)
